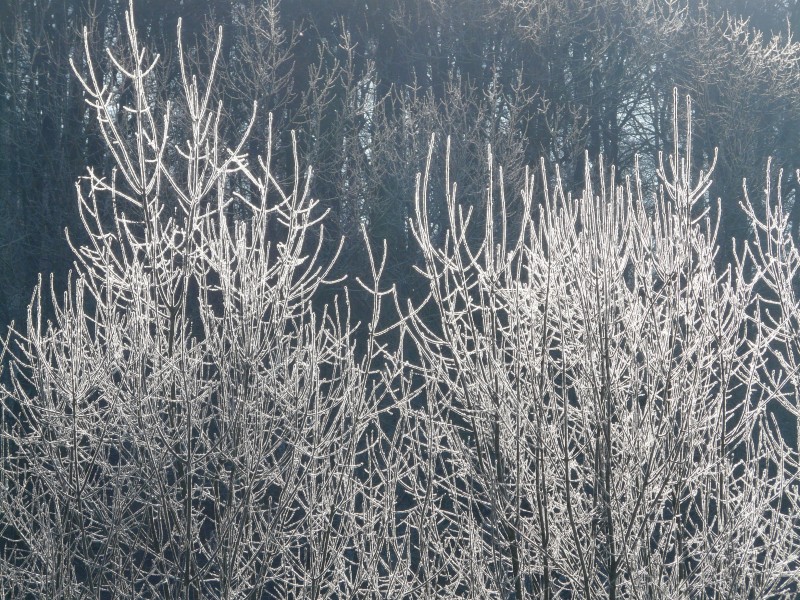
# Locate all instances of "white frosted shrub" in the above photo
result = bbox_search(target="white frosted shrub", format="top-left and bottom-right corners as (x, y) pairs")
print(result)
(403, 98), (799, 598)
(0, 6), (401, 598)
(0, 4), (797, 598)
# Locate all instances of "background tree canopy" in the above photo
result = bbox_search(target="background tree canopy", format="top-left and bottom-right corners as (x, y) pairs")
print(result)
(2, 0), (800, 329)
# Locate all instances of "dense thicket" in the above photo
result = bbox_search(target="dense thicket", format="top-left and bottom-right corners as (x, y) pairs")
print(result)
(2, 0), (800, 328)
(2, 1), (800, 598)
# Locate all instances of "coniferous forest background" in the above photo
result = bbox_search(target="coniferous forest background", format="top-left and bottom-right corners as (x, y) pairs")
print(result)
(3, 1), (800, 598)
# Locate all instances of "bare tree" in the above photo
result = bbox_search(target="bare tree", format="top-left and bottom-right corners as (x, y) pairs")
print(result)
(403, 94), (800, 598)
(0, 4), (404, 598)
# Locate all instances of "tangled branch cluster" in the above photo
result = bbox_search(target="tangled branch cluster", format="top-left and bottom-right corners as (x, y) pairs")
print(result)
(1, 7), (798, 599)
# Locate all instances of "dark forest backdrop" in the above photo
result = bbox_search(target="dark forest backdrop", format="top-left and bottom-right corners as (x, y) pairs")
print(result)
(2, 0), (800, 329)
